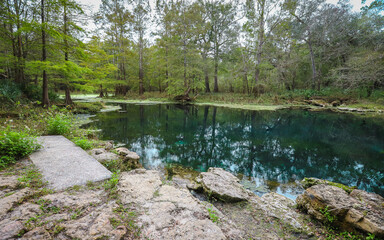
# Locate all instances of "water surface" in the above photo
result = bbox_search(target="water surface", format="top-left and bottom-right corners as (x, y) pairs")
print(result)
(87, 103), (384, 199)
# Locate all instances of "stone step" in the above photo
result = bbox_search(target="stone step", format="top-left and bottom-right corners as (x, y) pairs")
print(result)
(29, 136), (111, 190)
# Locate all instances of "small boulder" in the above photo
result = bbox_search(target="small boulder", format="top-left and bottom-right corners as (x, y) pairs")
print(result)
(115, 147), (140, 160)
(88, 148), (119, 163)
(301, 177), (356, 193)
(200, 168), (249, 202)
(296, 184), (384, 237)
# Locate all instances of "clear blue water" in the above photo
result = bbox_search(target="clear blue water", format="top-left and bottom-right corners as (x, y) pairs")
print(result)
(86, 103), (384, 199)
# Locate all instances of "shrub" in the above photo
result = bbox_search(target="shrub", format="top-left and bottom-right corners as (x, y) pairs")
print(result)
(0, 80), (22, 102)
(74, 137), (93, 150)
(22, 84), (60, 103)
(0, 128), (40, 168)
(47, 114), (72, 135)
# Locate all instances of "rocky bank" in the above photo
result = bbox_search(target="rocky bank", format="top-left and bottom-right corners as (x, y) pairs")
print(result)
(0, 148), (383, 239)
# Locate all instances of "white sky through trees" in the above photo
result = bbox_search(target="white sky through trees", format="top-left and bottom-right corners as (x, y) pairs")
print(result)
(76, 0), (373, 39)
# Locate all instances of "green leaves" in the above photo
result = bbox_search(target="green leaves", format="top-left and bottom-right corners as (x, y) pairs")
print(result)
(0, 128), (40, 169)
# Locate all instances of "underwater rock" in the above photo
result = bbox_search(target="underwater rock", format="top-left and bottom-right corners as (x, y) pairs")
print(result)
(296, 184), (384, 237)
(200, 168), (249, 202)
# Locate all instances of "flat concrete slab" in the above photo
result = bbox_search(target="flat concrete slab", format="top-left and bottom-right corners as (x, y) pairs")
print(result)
(29, 136), (111, 190)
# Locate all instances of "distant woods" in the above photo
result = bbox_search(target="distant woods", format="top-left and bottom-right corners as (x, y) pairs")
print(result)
(0, 0), (383, 105)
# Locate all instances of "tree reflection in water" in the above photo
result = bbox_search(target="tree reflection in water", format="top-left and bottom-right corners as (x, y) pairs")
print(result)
(88, 104), (384, 199)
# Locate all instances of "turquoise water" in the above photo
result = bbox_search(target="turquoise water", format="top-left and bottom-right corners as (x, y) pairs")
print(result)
(87, 103), (384, 199)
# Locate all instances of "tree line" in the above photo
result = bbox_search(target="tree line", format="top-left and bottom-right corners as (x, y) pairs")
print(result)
(0, 0), (383, 106)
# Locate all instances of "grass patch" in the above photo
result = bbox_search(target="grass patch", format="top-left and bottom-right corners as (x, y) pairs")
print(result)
(17, 166), (47, 189)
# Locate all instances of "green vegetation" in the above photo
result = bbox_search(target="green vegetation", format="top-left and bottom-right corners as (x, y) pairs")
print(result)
(47, 114), (72, 135)
(73, 137), (94, 150)
(320, 206), (336, 224)
(17, 166), (47, 189)
(112, 203), (141, 238)
(0, 0), (382, 107)
(207, 206), (219, 223)
(0, 128), (40, 169)
(104, 171), (120, 199)
(71, 102), (104, 114)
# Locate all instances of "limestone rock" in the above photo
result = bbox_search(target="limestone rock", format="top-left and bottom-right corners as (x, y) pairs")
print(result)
(346, 190), (384, 237)
(259, 192), (307, 232)
(60, 203), (123, 240)
(42, 191), (102, 210)
(301, 177), (356, 193)
(118, 169), (162, 204)
(115, 147), (140, 160)
(0, 188), (32, 216)
(118, 169), (228, 240)
(99, 141), (114, 150)
(88, 148), (119, 162)
(138, 184), (226, 240)
(9, 203), (42, 222)
(0, 219), (24, 240)
(296, 184), (384, 237)
(0, 175), (20, 190)
(200, 168), (248, 202)
(21, 227), (51, 240)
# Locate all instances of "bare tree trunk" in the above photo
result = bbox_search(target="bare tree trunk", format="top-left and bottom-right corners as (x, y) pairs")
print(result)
(165, 45), (169, 90)
(139, 30), (144, 95)
(203, 53), (210, 93)
(99, 84), (104, 98)
(64, 86), (73, 105)
(41, 0), (50, 107)
(307, 39), (317, 90)
(14, 0), (24, 84)
(183, 37), (187, 88)
(243, 73), (248, 94)
(253, 0), (265, 96)
(213, 51), (219, 92)
(63, 1), (73, 106)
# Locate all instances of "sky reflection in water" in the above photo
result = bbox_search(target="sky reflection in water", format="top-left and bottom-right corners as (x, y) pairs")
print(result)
(87, 103), (384, 199)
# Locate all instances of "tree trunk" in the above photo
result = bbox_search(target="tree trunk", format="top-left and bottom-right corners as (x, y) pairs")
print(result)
(64, 86), (73, 105)
(14, 0), (24, 84)
(307, 39), (317, 90)
(139, 30), (144, 95)
(99, 84), (104, 98)
(63, 2), (73, 106)
(203, 53), (210, 93)
(243, 73), (248, 94)
(213, 51), (219, 92)
(253, 0), (265, 96)
(41, 0), (50, 107)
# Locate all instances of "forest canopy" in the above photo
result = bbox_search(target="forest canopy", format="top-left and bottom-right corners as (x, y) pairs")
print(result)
(0, 0), (383, 106)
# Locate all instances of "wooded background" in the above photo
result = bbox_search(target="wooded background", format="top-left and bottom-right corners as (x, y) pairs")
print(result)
(0, 0), (383, 106)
